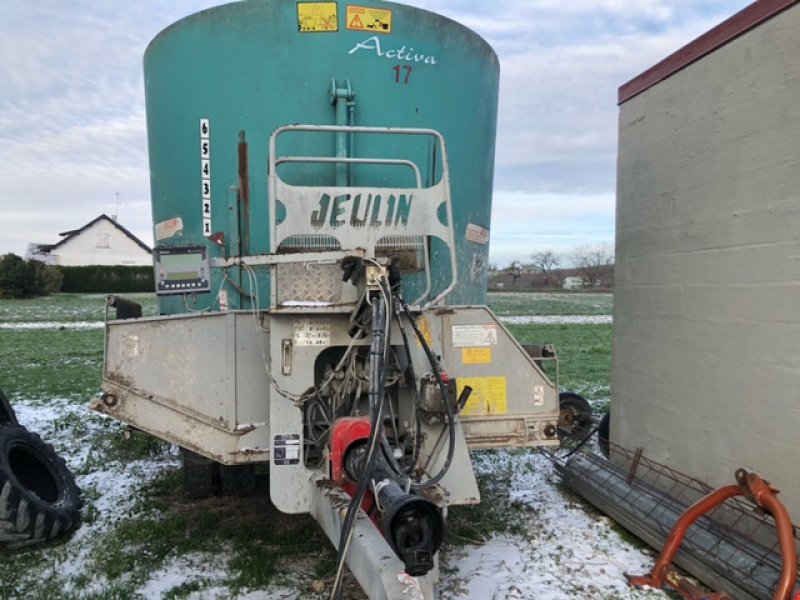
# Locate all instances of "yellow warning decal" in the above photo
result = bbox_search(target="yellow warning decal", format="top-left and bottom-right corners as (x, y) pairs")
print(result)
(457, 377), (508, 416)
(297, 2), (338, 33)
(346, 5), (392, 33)
(462, 348), (492, 365)
(414, 316), (433, 349)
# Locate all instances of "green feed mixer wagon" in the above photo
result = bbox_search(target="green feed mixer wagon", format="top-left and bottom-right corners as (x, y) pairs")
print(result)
(92, 1), (563, 597)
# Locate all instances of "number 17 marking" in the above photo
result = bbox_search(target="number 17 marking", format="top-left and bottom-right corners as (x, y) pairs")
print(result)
(392, 65), (413, 84)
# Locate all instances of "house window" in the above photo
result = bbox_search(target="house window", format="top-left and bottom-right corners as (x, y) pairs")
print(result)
(96, 233), (110, 249)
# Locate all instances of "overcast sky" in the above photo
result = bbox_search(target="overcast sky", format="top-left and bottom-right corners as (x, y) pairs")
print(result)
(0, 0), (751, 267)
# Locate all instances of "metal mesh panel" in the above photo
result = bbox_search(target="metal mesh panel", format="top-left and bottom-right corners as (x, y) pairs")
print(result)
(277, 235), (340, 253)
(376, 235), (424, 271)
(551, 438), (800, 600)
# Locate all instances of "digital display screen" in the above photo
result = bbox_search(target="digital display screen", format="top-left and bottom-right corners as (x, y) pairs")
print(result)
(161, 253), (202, 271)
(154, 245), (210, 295)
(169, 271), (197, 281)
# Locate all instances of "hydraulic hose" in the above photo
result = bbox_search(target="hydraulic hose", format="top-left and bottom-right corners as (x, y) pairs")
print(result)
(398, 297), (456, 490)
(392, 295), (423, 473)
(330, 292), (390, 600)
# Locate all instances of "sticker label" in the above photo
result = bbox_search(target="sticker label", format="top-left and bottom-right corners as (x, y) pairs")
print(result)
(414, 316), (433, 349)
(451, 324), (498, 348)
(297, 2), (338, 32)
(457, 377), (507, 416)
(462, 347), (492, 365)
(346, 5), (392, 33)
(273, 434), (301, 465)
(533, 384), (544, 406)
(200, 118), (212, 237)
(122, 334), (140, 360)
(293, 318), (331, 346)
(465, 223), (489, 245)
(154, 217), (183, 241)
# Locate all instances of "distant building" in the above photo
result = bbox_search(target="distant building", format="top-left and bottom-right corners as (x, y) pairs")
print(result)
(561, 276), (584, 290)
(26, 215), (152, 267)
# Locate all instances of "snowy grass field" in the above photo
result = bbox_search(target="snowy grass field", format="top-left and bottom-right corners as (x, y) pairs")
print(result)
(0, 292), (671, 599)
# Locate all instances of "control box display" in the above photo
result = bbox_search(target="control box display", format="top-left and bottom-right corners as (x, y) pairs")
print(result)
(154, 245), (211, 295)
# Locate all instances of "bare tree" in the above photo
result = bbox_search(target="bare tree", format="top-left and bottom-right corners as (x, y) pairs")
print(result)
(570, 244), (614, 288)
(504, 260), (524, 287)
(530, 250), (560, 286)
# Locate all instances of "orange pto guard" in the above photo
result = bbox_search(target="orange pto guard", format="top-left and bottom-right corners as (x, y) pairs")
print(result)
(628, 469), (798, 600)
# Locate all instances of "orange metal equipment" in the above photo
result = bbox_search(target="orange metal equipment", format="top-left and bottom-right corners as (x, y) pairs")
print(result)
(628, 469), (798, 600)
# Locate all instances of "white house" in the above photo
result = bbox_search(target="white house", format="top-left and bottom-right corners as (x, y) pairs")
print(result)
(561, 276), (584, 290)
(26, 215), (152, 267)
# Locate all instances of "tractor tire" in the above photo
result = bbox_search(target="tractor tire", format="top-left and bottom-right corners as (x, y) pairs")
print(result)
(557, 392), (593, 438)
(0, 389), (18, 426)
(597, 412), (610, 459)
(181, 448), (220, 500)
(0, 425), (81, 548)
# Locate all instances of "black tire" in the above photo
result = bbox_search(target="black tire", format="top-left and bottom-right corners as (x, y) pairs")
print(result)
(558, 391), (593, 438)
(181, 448), (220, 500)
(597, 412), (610, 459)
(0, 425), (81, 548)
(0, 389), (18, 426)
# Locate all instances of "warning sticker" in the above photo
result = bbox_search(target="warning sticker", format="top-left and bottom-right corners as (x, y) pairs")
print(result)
(273, 434), (301, 465)
(297, 2), (338, 32)
(346, 5), (392, 33)
(451, 324), (498, 348)
(462, 348), (492, 365)
(465, 223), (490, 245)
(293, 318), (331, 346)
(414, 316), (433, 349)
(154, 217), (183, 241)
(457, 377), (507, 416)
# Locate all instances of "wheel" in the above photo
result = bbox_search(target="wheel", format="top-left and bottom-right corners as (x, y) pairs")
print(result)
(0, 425), (82, 548)
(181, 448), (220, 500)
(597, 412), (610, 459)
(557, 392), (593, 438)
(0, 389), (18, 426)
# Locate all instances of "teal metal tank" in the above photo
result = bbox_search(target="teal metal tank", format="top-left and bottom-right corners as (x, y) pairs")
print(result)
(145, 0), (499, 314)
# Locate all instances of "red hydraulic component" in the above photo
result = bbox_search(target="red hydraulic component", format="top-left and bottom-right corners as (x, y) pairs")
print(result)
(329, 417), (371, 483)
(628, 469), (798, 600)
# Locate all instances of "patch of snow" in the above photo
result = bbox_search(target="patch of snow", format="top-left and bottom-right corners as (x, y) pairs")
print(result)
(8, 402), (665, 599)
(137, 554), (228, 598)
(0, 321), (103, 330)
(438, 451), (666, 599)
(11, 399), (179, 593)
(499, 315), (612, 325)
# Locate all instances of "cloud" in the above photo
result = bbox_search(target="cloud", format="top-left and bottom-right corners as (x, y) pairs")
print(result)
(0, 0), (752, 262)
(489, 191), (615, 266)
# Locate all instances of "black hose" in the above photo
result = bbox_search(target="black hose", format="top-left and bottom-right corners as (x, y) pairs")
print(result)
(331, 293), (389, 600)
(399, 298), (457, 490)
(389, 285), (423, 474)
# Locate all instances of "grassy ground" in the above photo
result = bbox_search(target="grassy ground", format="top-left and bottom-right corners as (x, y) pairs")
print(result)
(0, 291), (615, 599)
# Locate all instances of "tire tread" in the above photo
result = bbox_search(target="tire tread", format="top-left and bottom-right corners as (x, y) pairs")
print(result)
(0, 424), (81, 549)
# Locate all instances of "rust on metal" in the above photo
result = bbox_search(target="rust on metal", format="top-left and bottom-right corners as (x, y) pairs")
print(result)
(626, 446), (644, 484)
(237, 130), (250, 255)
(554, 440), (800, 599)
(627, 469), (798, 600)
(105, 371), (134, 389)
